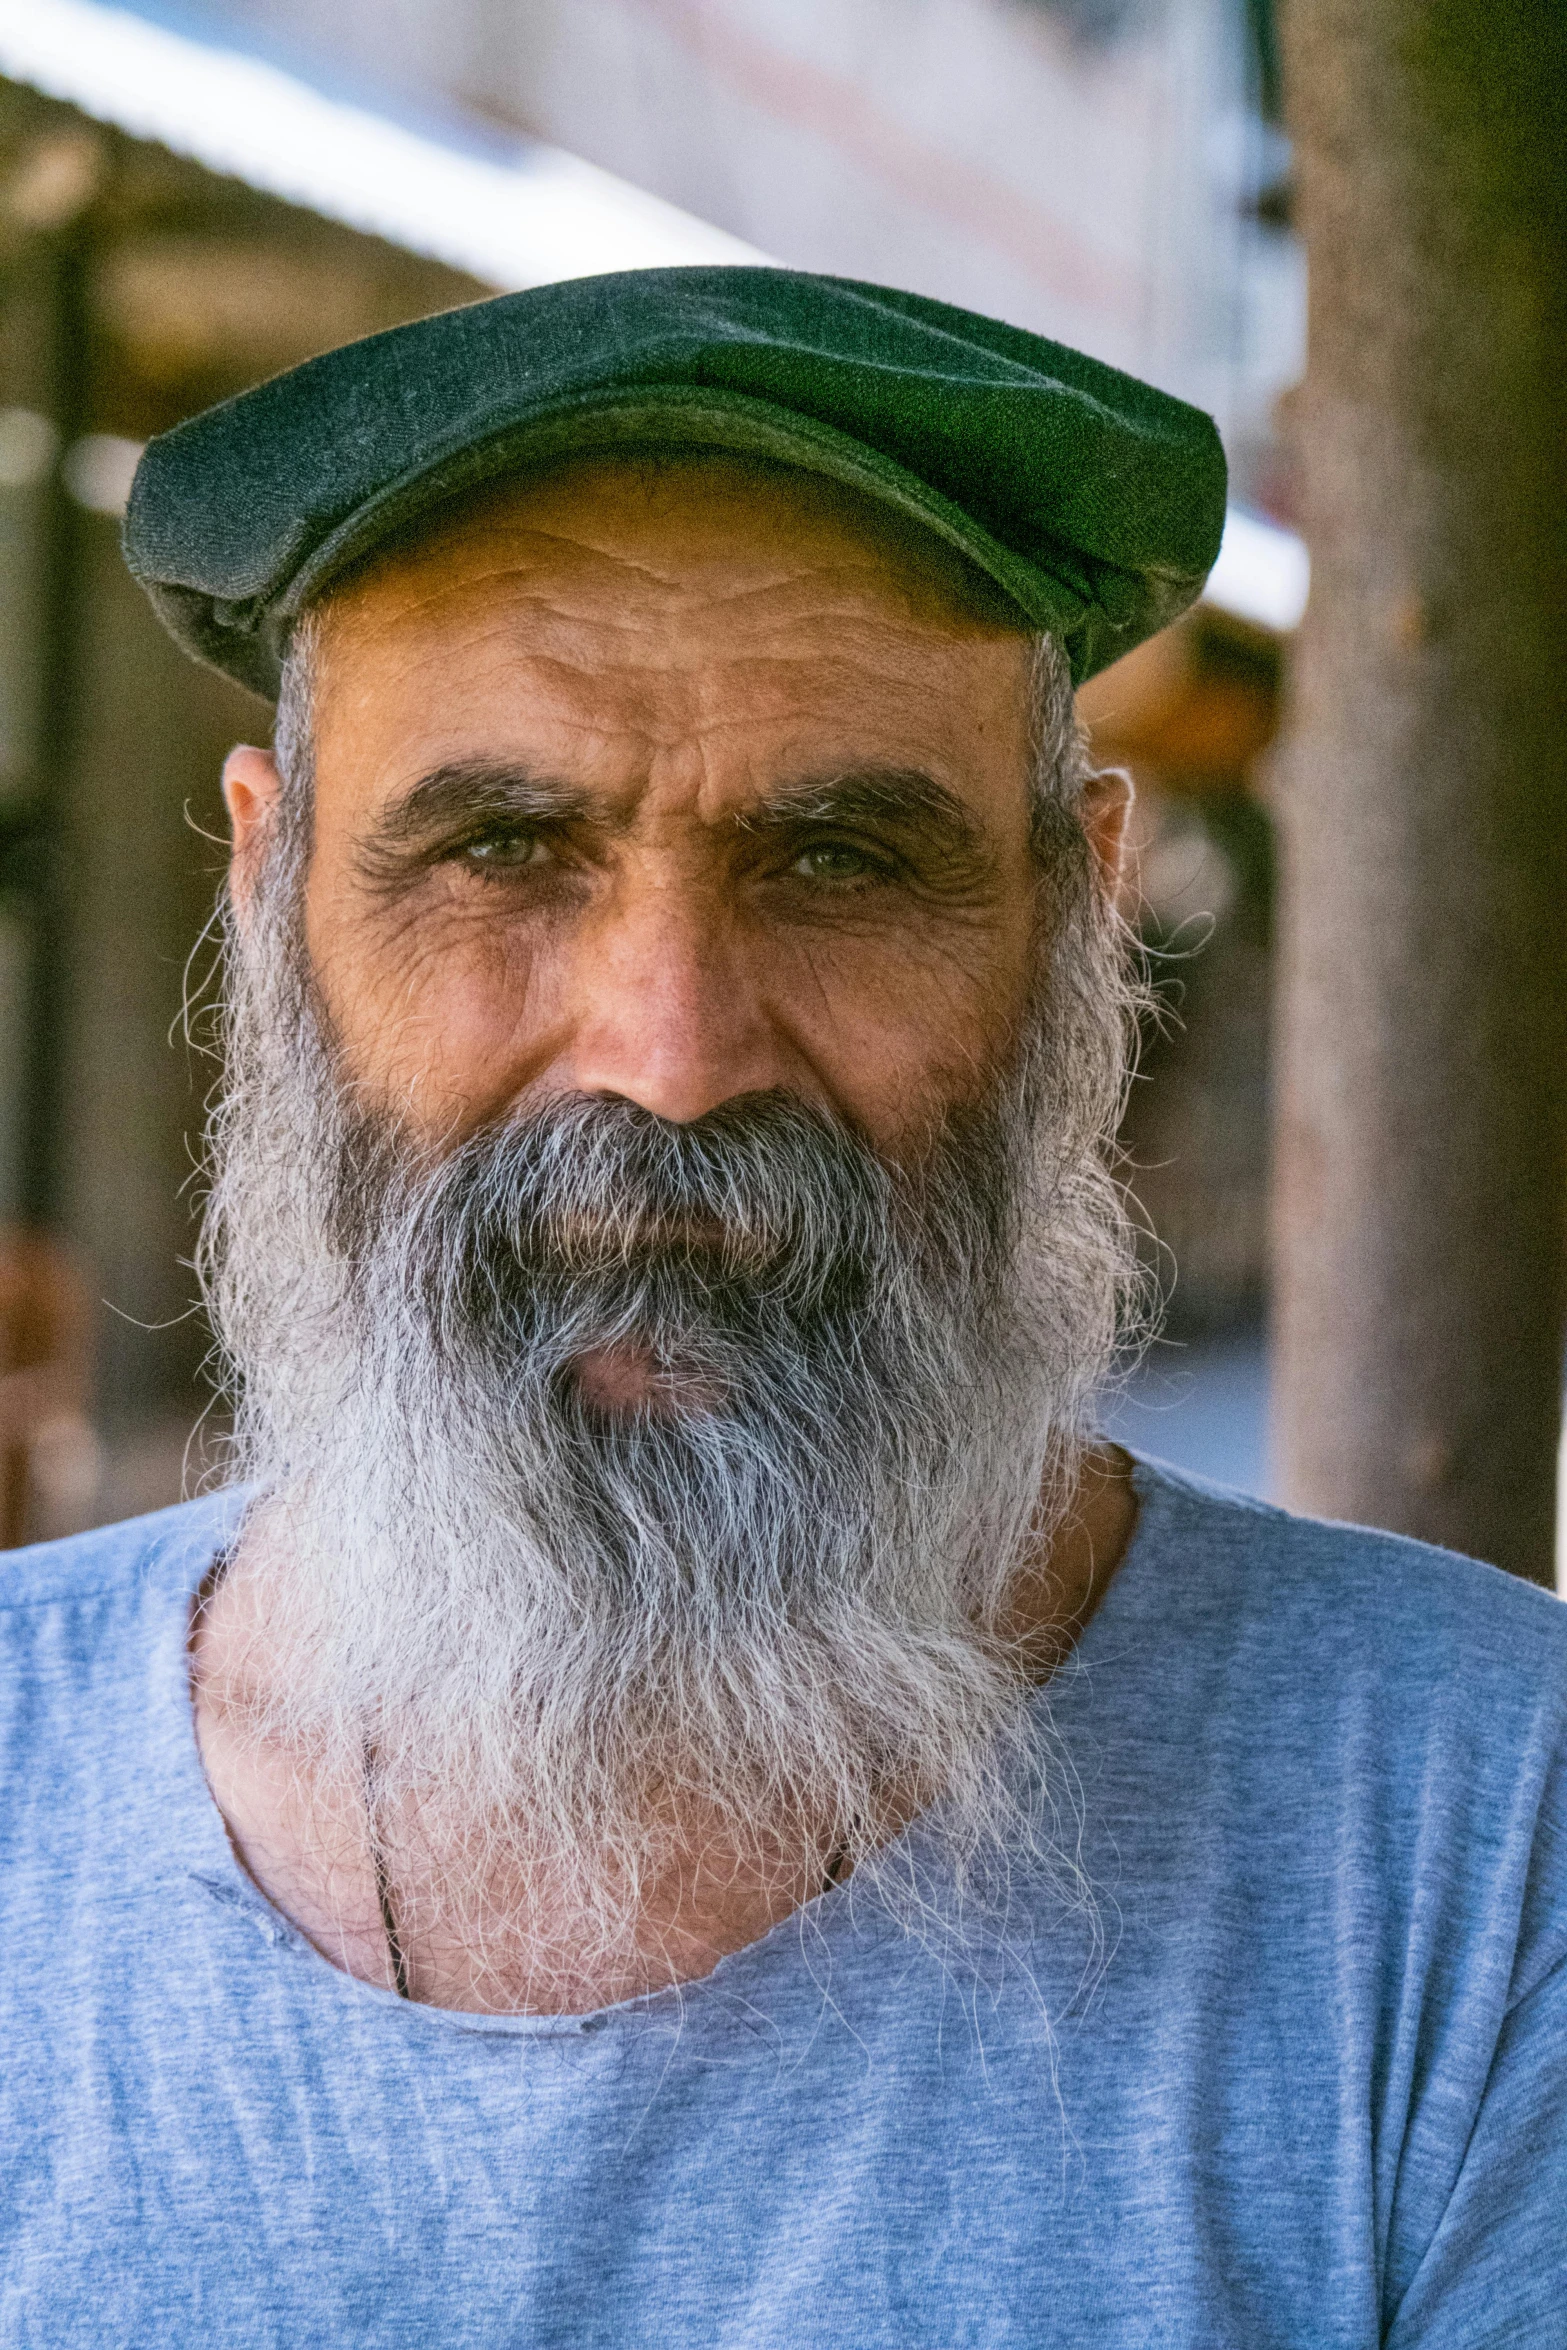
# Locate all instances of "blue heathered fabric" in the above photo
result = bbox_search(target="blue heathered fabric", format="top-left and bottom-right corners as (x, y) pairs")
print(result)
(0, 1456), (1564, 2348)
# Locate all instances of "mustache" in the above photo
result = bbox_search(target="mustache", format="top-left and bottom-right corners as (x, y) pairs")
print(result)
(340, 1088), (910, 1312)
(322, 1085), (1033, 1437)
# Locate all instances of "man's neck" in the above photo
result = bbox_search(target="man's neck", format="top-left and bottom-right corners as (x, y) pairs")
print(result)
(188, 1446), (1138, 2015)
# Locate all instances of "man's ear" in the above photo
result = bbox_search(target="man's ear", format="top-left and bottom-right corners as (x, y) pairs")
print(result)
(222, 744), (284, 918)
(1077, 766), (1135, 905)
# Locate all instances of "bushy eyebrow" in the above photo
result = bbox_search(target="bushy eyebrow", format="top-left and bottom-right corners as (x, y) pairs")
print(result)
(738, 769), (985, 860)
(372, 761), (603, 848)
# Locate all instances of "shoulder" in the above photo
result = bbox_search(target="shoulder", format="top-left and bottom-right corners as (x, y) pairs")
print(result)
(0, 1488), (240, 1803)
(0, 1491), (244, 1679)
(1127, 1453), (1567, 1700)
(1119, 1456), (1567, 1997)
(0, 1495), (244, 1966)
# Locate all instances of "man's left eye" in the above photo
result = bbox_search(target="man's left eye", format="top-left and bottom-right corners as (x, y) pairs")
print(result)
(791, 841), (880, 883)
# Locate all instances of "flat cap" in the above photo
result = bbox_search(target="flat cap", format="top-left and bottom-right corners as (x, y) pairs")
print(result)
(124, 265), (1227, 698)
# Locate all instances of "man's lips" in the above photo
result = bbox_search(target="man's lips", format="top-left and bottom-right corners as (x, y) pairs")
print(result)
(571, 1341), (663, 1412)
(568, 1340), (726, 1418)
(537, 1210), (773, 1272)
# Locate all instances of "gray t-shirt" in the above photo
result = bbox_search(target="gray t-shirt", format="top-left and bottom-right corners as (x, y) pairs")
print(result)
(1, 1458), (1564, 2347)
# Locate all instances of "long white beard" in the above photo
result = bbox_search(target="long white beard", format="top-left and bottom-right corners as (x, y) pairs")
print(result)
(199, 816), (1138, 1993)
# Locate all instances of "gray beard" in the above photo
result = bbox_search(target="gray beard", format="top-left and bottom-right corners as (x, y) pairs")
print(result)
(199, 825), (1138, 1993)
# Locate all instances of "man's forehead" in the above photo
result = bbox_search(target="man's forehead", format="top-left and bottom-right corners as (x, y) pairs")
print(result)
(317, 449), (1034, 653)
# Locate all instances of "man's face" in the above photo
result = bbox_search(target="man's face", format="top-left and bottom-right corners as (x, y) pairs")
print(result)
(209, 455), (1139, 1954)
(229, 453), (1055, 1164)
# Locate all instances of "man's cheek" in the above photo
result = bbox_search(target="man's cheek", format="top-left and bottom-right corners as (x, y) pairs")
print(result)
(782, 916), (1025, 1063)
(321, 918), (565, 1136)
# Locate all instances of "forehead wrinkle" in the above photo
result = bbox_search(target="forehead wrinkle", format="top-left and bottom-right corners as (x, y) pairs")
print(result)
(321, 566), (620, 666)
(463, 565), (942, 649)
(326, 498), (1010, 657)
(544, 550), (1013, 651)
(327, 528), (818, 637)
(516, 614), (999, 714)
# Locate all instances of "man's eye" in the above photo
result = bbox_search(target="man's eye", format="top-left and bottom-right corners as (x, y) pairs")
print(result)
(457, 827), (550, 871)
(791, 841), (882, 883)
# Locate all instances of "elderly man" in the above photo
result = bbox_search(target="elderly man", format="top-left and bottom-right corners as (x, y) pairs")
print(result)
(1, 270), (1563, 2345)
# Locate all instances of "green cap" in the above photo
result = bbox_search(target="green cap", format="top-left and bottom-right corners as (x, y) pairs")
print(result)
(123, 265), (1227, 699)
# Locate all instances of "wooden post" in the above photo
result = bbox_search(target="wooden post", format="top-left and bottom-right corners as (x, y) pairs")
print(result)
(1273, 1), (1567, 1584)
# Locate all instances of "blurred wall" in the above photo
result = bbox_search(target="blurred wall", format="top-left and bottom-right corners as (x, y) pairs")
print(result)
(56, 522), (254, 1428)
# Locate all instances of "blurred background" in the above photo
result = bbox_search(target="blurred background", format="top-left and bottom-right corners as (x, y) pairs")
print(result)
(0, 0), (1306, 1540)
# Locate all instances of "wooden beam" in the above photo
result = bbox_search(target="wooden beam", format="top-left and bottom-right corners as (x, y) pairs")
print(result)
(1273, 0), (1567, 1583)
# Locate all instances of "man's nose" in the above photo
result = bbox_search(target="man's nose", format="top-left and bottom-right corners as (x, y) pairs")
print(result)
(562, 884), (787, 1124)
